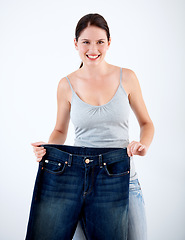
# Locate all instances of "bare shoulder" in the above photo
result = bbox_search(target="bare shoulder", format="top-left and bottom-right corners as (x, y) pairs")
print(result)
(121, 68), (141, 97)
(58, 76), (70, 90)
(57, 76), (72, 104)
(121, 67), (136, 84)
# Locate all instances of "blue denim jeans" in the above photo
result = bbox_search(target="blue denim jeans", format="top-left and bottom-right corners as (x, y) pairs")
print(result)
(128, 178), (147, 240)
(26, 144), (131, 240)
(73, 177), (147, 240)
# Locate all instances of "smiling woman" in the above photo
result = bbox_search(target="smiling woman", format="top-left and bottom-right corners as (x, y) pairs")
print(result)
(27, 13), (154, 240)
(74, 15), (111, 69)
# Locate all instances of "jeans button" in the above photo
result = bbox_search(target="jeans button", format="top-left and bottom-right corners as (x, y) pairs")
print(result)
(85, 159), (90, 164)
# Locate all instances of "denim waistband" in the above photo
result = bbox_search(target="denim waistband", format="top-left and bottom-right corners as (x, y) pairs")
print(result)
(39, 144), (130, 168)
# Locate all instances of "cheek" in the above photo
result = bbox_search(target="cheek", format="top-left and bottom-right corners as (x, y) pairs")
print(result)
(100, 46), (108, 53)
(78, 45), (88, 52)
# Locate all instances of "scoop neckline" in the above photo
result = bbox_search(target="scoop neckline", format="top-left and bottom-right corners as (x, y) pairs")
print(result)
(72, 82), (122, 108)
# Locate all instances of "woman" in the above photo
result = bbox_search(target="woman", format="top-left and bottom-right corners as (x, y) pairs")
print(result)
(27, 13), (154, 240)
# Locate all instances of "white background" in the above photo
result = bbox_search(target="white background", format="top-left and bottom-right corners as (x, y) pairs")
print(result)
(0, 0), (185, 239)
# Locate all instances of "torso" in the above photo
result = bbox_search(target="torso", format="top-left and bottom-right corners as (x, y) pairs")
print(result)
(66, 64), (132, 107)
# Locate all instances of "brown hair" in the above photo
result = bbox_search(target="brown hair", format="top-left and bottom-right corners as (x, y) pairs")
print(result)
(75, 13), (110, 68)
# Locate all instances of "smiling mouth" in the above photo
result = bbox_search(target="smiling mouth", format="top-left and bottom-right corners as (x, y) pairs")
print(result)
(86, 54), (101, 59)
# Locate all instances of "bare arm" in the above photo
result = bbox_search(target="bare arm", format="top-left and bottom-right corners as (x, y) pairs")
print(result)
(32, 77), (71, 162)
(126, 69), (155, 156)
(48, 77), (71, 144)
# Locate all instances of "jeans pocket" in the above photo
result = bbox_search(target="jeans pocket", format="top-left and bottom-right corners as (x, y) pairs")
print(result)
(103, 158), (130, 177)
(39, 159), (67, 175)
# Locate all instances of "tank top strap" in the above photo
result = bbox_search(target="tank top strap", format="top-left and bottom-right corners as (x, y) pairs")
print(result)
(120, 67), (122, 84)
(65, 76), (75, 93)
(66, 68), (122, 93)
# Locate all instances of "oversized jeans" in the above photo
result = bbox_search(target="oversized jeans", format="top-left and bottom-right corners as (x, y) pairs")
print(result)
(25, 144), (131, 240)
(73, 177), (147, 240)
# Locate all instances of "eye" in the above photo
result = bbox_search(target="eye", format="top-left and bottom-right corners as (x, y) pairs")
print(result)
(82, 41), (104, 44)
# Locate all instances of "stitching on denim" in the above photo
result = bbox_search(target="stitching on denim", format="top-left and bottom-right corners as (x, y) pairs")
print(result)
(42, 163), (67, 175)
(104, 166), (130, 177)
(44, 154), (129, 167)
(103, 162), (130, 177)
(84, 166), (95, 196)
(99, 154), (103, 168)
(68, 153), (72, 167)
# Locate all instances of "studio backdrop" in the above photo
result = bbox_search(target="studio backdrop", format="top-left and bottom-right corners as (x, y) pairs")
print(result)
(0, 0), (184, 239)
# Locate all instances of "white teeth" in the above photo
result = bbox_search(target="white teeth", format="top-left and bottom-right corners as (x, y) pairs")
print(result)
(87, 55), (99, 59)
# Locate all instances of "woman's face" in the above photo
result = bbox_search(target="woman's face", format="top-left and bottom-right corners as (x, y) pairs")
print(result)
(74, 25), (111, 66)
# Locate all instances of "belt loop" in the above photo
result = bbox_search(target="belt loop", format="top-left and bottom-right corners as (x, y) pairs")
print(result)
(68, 154), (73, 167)
(99, 154), (103, 168)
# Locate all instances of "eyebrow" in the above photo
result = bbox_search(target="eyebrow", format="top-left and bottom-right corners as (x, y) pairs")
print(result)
(81, 38), (106, 41)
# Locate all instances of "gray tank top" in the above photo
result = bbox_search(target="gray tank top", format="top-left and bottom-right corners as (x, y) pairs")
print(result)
(65, 67), (137, 179)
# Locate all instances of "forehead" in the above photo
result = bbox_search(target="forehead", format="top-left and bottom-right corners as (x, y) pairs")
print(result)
(79, 25), (107, 40)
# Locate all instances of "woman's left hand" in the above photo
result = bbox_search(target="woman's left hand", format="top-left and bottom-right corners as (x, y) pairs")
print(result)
(127, 141), (147, 157)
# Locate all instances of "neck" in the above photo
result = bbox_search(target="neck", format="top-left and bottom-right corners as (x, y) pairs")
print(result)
(79, 61), (110, 80)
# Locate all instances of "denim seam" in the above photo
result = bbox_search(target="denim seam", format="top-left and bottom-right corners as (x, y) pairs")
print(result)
(104, 165), (130, 177)
(41, 163), (67, 175)
(44, 154), (129, 163)
(83, 166), (95, 196)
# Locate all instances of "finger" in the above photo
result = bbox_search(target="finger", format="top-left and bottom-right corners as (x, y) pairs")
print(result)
(129, 143), (136, 156)
(127, 145), (133, 157)
(131, 142), (141, 155)
(127, 141), (136, 156)
(33, 146), (46, 154)
(127, 149), (131, 157)
(31, 142), (46, 147)
(35, 149), (46, 158)
(33, 148), (46, 157)
(35, 146), (45, 151)
(132, 143), (142, 152)
(129, 141), (136, 147)
(130, 143), (137, 154)
(36, 157), (43, 162)
(138, 145), (145, 151)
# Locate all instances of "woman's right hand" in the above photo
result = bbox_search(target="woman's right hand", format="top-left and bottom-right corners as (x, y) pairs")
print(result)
(31, 141), (47, 162)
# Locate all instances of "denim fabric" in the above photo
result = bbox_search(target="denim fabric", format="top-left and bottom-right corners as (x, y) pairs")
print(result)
(73, 178), (147, 240)
(25, 144), (130, 240)
(128, 178), (147, 240)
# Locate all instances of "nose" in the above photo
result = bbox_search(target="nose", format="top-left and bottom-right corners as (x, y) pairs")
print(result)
(88, 42), (98, 52)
